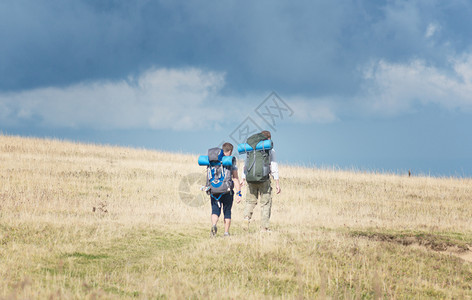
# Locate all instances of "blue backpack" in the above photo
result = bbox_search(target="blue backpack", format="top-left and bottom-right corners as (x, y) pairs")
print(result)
(198, 148), (235, 197)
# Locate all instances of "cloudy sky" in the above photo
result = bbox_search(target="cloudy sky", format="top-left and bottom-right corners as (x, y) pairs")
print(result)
(1, 0), (472, 176)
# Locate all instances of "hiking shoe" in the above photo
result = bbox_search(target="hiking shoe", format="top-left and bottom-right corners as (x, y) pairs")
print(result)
(224, 232), (230, 237)
(211, 225), (217, 237)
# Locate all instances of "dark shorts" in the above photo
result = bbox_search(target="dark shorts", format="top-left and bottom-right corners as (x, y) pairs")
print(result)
(211, 192), (233, 219)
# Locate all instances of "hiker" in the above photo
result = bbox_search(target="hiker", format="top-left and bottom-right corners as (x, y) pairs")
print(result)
(198, 142), (242, 237)
(240, 131), (281, 232)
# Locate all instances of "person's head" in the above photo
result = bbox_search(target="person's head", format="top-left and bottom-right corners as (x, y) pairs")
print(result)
(261, 130), (271, 139)
(222, 142), (233, 156)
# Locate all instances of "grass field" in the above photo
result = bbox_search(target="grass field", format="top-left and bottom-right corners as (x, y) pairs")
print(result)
(1, 134), (471, 299)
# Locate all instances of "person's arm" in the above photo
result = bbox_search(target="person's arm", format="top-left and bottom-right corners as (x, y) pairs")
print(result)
(232, 169), (242, 203)
(240, 160), (247, 187)
(270, 149), (281, 194)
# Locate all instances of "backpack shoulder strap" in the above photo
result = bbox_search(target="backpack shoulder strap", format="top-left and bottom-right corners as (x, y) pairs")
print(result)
(246, 151), (256, 172)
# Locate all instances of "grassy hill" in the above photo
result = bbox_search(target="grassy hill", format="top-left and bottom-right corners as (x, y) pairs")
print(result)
(1, 134), (471, 299)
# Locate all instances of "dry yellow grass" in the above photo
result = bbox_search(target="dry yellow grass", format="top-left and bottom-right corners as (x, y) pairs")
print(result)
(1, 134), (471, 299)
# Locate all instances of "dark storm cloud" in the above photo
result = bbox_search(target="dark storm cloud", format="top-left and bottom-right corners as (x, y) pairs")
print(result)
(1, 0), (472, 97)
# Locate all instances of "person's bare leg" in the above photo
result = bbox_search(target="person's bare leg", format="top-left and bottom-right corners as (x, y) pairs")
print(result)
(224, 218), (231, 235)
(212, 214), (219, 226)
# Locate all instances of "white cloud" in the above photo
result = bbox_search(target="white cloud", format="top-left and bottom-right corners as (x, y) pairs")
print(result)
(0, 68), (228, 130)
(360, 55), (472, 115)
(286, 53), (472, 123)
(3, 55), (472, 131)
(425, 23), (440, 38)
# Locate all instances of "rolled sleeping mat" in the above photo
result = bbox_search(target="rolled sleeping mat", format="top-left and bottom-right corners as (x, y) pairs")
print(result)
(221, 156), (234, 167)
(237, 140), (273, 154)
(198, 155), (233, 166)
(237, 143), (253, 154)
(198, 155), (210, 166)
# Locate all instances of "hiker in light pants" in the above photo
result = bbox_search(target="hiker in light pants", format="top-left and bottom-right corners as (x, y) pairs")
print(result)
(241, 131), (281, 231)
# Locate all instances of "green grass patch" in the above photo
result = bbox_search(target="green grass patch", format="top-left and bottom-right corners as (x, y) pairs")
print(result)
(0, 222), (203, 298)
(64, 252), (109, 260)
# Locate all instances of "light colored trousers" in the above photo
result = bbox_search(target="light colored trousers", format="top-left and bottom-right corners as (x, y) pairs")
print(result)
(244, 180), (272, 229)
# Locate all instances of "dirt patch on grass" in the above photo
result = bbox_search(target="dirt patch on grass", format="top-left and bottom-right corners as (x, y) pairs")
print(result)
(350, 230), (471, 256)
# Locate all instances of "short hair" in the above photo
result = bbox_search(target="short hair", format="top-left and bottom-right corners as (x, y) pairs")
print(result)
(222, 142), (233, 153)
(261, 130), (271, 139)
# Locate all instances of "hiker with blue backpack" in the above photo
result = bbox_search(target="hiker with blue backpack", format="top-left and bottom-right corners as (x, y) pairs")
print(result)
(198, 143), (242, 237)
(238, 131), (281, 232)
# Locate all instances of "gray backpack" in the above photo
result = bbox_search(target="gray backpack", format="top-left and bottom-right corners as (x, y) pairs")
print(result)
(244, 133), (272, 183)
(205, 147), (235, 196)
